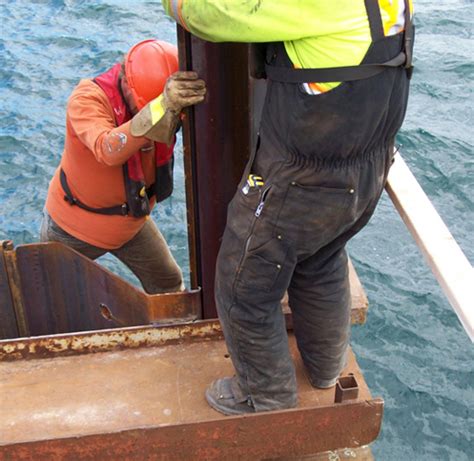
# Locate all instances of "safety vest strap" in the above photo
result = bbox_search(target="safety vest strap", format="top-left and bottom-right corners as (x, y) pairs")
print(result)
(265, 0), (414, 84)
(403, 0), (414, 77)
(265, 51), (407, 83)
(61, 168), (155, 217)
(365, 0), (384, 42)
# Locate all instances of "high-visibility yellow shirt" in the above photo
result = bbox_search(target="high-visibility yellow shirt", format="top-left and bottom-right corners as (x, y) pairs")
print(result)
(162, 0), (413, 94)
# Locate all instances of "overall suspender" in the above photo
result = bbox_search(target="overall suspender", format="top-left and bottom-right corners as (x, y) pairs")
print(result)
(265, 0), (414, 83)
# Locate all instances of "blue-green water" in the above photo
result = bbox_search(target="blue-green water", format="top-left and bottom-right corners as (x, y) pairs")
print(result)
(1, 1), (472, 459)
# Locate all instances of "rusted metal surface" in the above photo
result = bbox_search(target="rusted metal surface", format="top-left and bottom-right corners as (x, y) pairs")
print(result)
(1, 240), (367, 340)
(0, 327), (382, 460)
(335, 375), (360, 403)
(1, 240), (367, 342)
(178, 28), (267, 318)
(0, 241), (201, 339)
(0, 319), (222, 362)
(0, 241), (19, 339)
(1, 240), (29, 337)
(1, 400), (383, 461)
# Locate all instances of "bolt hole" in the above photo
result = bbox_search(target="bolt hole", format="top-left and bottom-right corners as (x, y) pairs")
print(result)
(99, 303), (113, 321)
(224, 354), (230, 359)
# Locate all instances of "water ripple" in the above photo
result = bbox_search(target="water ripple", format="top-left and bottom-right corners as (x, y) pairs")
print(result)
(0, 1), (473, 459)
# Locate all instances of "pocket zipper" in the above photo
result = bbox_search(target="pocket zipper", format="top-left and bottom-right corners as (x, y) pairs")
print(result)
(234, 185), (271, 289)
(255, 186), (271, 217)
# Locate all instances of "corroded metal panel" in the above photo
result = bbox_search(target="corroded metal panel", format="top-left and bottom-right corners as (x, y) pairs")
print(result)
(7, 242), (200, 338)
(1, 400), (382, 461)
(1, 322), (382, 460)
(0, 320), (223, 362)
(0, 242), (18, 339)
(1, 241), (367, 342)
(1, 240), (29, 337)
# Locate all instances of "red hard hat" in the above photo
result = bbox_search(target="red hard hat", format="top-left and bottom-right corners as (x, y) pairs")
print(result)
(124, 39), (179, 110)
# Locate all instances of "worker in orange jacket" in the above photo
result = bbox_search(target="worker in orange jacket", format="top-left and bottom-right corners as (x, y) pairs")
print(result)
(41, 39), (206, 294)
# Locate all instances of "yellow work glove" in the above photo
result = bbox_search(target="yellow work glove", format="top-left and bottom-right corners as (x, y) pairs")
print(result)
(130, 71), (206, 145)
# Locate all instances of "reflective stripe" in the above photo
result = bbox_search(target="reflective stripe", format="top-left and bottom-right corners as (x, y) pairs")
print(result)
(380, 0), (399, 35)
(297, 63), (333, 95)
(379, 0), (407, 36)
(393, 0), (407, 34)
(178, 0), (189, 30)
(170, 0), (183, 27)
(304, 82), (327, 95)
(170, 0), (189, 31)
(150, 94), (166, 125)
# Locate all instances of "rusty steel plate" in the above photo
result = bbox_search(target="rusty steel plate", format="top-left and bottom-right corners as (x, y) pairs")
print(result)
(1, 241), (366, 340)
(0, 320), (223, 362)
(0, 241), (18, 339)
(0, 321), (382, 460)
(4, 242), (201, 337)
(2, 236), (366, 341)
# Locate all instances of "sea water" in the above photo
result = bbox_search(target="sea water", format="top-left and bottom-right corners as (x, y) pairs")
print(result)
(1, 1), (472, 459)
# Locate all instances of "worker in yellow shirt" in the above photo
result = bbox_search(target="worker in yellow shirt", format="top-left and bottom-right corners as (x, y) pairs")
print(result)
(163, 0), (414, 414)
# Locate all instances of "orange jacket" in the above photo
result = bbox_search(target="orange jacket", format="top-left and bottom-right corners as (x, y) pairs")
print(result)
(46, 79), (155, 249)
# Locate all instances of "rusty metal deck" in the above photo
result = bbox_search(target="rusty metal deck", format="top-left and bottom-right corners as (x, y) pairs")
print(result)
(0, 321), (381, 460)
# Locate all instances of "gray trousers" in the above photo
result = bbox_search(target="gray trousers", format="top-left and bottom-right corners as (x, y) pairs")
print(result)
(215, 138), (393, 411)
(40, 211), (183, 294)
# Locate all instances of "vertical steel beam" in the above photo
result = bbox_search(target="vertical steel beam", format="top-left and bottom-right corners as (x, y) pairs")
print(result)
(178, 27), (266, 318)
(178, 27), (201, 291)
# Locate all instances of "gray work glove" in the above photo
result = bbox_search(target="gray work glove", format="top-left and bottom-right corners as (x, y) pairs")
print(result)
(130, 71), (206, 145)
(162, 71), (207, 113)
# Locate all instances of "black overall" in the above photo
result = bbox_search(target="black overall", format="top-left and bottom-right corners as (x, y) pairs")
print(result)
(215, 3), (412, 411)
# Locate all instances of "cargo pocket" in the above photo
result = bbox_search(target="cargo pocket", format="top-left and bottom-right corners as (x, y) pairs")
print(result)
(235, 236), (291, 294)
(276, 181), (356, 251)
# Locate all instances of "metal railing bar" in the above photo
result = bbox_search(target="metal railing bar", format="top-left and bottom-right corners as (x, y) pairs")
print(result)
(385, 153), (474, 342)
